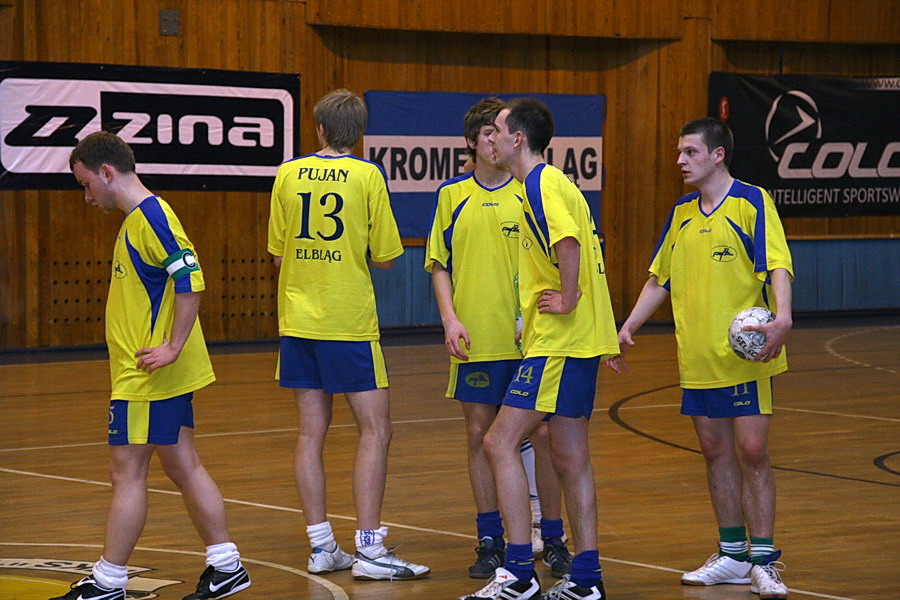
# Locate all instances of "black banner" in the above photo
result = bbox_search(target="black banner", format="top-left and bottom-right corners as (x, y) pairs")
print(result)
(0, 61), (299, 191)
(709, 72), (899, 217)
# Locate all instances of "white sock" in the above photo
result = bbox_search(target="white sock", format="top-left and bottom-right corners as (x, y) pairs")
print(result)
(355, 526), (388, 558)
(206, 542), (241, 572)
(307, 521), (338, 551)
(520, 438), (539, 521)
(91, 556), (128, 590)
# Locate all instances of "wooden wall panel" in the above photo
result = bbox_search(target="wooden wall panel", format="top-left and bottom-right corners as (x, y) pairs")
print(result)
(1, 0), (897, 348)
(307, 0), (683, 39)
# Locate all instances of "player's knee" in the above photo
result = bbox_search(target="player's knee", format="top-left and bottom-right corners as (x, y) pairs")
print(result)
(696, 434), (732, 459)
(736, 440), (769, 467)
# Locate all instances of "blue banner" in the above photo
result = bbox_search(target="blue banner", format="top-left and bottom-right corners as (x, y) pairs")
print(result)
(364, 91), (606, 239)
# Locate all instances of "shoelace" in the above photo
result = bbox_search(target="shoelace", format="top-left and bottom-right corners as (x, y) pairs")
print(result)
(759, 561), (786, 583)
(543, 575), (572, 599)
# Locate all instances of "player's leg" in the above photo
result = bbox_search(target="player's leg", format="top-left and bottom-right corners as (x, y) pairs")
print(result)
(279, 336), (353, 573)
(536, 355), (603, 597)
(453, 360), (517, 579)
(344, 387), (391, 531)
(482, 405), (545, 593)
(158, 425), (250, 600)
(104, 443), (155, 564)
(293, 387), (334, 526)
(733, 394), (787, 599)
(527, 421), (571, 578)
(680, 385), (753, 587)
(315, 340), (427, 581)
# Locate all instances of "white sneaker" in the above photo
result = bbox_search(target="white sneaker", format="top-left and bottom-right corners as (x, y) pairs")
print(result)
(751, 561), (788, 599)
(543, 574), (606, 599)
(531, 523), (544, 556)
(459, 567), (541, 600)
(352, 548), (430, 580)
(307, 544), (354, 574)
(681, 553), (751, 585)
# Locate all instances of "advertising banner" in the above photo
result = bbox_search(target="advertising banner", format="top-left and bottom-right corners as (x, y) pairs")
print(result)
(709, 72), (899, 217)
(0, 61), (299, 191)
(364, 91), (605, 239)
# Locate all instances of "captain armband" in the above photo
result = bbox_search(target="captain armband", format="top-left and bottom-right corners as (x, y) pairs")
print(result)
(163, 248), (200, 281)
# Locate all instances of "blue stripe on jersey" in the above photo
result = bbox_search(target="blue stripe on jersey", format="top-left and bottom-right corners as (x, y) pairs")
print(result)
(524, 164), (552, 252)
(125, 231), (168, 334)
(725, 216), (755, 264)
(523, 209), (549, 257)
(733, 181), (769, 273)
(139, 196), (180, 257)
(442, 195), (471, 275)
(649, 192), (697, 267)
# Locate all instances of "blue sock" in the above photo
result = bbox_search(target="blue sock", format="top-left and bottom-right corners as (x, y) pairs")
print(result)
(475, 511), (504, 539)
(504, 543), (534, 582)
(570, 550), (601, 589)
(540, 518), (564, 540)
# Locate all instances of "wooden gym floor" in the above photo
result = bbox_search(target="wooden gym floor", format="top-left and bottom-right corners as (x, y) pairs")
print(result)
(1, 318), (898, 600)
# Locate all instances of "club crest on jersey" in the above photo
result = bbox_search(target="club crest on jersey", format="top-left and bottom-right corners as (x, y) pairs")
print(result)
(711, 245), (736, 262)
(113, 260), (128, 278)
(501, 221), (519, 238)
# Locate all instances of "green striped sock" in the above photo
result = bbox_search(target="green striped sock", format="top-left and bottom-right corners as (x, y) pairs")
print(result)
(750, 537), (775, 565)
(719, 526), (749, 561)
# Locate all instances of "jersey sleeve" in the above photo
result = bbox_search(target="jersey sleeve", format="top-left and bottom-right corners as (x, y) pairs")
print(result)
(424, 185), (452, 272)
(267, 165), (288, 257)
(648, 206), (677, 289)
(138, 198), (204, 293)
(756, 191), (794, 281)
(543, 176), (581, 248)
(367, 166), (404, 263)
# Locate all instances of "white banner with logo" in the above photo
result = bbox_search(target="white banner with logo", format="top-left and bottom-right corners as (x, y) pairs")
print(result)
(0, 61), (299, 191)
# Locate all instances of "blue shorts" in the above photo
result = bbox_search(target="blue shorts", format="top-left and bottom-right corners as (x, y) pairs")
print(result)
(447, 359), (521, 405)
(278, 336), (388, 393)
(681, 378), (774, 418)
(503, 356), (600, 419)
(108, 393), (194, 446)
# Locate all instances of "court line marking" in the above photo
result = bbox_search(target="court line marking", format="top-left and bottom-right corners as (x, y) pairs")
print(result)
(823, 326), (899, 374)
(0, 542), (349, 600)
(0, 469), (855, 599)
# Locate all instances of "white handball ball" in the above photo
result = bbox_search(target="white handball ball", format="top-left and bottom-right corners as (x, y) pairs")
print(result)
(728, 307), (775, 361)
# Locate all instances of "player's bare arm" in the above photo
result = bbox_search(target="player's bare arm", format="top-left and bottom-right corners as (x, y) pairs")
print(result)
(606, 276), (670, 375)
(431, 263), (471, 360)
(135, 291), (201, 373)
(745, 267), (793, 362)
(538, 236), (582, 314)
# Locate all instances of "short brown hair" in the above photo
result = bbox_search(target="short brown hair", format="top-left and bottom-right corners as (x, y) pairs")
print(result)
(313, 89), (367, 152)
(680, 118), (734, 167)
(69, 131), (136, 173)
(463, 97), (506, 162)
(505, 97), (554, 154)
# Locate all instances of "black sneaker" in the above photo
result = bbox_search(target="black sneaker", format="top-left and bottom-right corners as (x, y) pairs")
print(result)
(469, 536), (506, 579)
(542, 537), (572, 578)
(49, 577), (124, 600)
(182, 565), (251, 600)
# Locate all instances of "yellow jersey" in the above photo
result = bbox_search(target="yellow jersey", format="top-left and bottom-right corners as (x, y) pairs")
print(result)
(268, 153), (404, 340)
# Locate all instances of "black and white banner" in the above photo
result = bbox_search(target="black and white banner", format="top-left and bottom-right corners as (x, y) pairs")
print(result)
(0, 61), (299, 191)
(709, 72), (899, 217)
